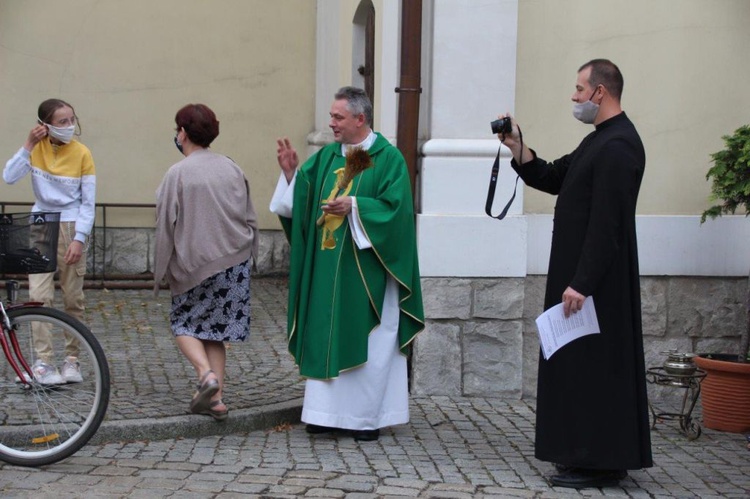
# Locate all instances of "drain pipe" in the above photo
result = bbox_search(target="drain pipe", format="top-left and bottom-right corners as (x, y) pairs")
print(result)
(395, 0), (423, 199)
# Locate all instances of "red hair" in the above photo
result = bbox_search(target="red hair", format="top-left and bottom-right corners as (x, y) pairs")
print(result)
(175, 104), (220, 147)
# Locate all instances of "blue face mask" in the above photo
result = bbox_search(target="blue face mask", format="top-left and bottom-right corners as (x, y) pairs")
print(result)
(174, 133), (184, 154)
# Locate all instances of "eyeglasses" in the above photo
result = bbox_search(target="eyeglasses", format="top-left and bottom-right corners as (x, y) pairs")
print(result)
(40, 117), (77, 127)
(52, 117), (77, 127)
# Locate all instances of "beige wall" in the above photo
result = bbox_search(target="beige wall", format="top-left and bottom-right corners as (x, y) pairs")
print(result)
(0, 0), (316, 229)
(4, 1), (746, 226)
(516, 0), (750, 215)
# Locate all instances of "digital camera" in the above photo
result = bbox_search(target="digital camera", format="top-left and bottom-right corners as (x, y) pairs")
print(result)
(490, 117), (512, 135)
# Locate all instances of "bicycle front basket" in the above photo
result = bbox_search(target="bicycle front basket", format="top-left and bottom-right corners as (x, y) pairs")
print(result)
(0, 212), (61, 274)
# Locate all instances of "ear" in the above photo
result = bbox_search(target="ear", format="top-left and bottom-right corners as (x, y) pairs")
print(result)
(356, 113), (367, 127)
(596, 85), (607, 103)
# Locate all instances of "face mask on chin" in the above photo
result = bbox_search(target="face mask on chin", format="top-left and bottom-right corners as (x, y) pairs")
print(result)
(46, 124), (76, 144)
(572, 88), (600, 124)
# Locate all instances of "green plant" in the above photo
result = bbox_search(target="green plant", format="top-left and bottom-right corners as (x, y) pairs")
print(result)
(701, 124), (750, 363)
(701, 125), (750, 223)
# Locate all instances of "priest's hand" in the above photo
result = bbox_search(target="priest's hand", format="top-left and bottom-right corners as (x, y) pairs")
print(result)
(276, 137), (299, 183)
(321, 196), (353, 217)
(562, 286), (586, 318)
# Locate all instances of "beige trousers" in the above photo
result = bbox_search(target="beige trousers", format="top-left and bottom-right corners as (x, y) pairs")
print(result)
(28, 222), (87, 364)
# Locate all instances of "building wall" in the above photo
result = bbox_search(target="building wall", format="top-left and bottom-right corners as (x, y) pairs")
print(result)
(3, 0), (747, 402)
(3, 0), (746, 254)
(0, 0), (316, 230)
(406, 0), (750, 398)
(417, 0), (750, 279)
(516, 0), (750, 216)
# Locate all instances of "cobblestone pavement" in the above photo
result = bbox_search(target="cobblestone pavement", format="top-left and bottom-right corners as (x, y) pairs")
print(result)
(83, 276), (304, 427)
(0, 277), (748, 497)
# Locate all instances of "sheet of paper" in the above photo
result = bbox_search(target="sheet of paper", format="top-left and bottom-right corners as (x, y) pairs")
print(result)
(535, 296), (600, 360)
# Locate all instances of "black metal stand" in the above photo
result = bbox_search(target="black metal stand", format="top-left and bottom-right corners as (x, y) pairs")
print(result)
(646, 367), (706, 440)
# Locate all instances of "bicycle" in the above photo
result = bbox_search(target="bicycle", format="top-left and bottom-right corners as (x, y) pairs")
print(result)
(0, 212), (110, 467)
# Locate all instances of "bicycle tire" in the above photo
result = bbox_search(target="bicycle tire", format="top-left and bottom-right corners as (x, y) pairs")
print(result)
(0, 306), (110, 466)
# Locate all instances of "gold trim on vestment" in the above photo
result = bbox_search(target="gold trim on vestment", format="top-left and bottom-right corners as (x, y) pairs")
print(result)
(288, 147), (425, 378)
(354, 206), (426, 351)
(286, 172), (313, 367)
(324, 221), (350, 375)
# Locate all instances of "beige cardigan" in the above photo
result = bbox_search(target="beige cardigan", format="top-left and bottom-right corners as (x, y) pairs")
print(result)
(154, 149), (258, 296)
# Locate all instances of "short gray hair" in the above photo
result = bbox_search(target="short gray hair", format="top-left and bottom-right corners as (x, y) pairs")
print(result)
(334, 86), (373, 126)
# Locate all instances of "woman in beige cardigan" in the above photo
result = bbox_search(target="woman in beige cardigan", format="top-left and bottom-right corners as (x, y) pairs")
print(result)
(154, 103), (258, 421)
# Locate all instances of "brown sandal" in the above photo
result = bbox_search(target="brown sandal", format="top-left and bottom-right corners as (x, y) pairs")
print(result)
(200, 399), (228, 421)
(189, 370), (219, 414)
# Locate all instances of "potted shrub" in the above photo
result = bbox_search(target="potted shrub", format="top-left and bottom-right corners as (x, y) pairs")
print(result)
(696, 124), (750, 433)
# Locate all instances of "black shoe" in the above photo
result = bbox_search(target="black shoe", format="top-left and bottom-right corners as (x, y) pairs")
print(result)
(554, 463), (575, 473)
(351, 429), (380, 441)
(305, 424), (337, 434)
(549, 469), (627, 489)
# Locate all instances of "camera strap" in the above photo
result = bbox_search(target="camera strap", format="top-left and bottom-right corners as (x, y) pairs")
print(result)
(485, 146), (520, 220)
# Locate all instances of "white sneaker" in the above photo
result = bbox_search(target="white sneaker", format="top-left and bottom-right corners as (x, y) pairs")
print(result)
(31, 359), (65, 385)
(61, 356), (83, 383)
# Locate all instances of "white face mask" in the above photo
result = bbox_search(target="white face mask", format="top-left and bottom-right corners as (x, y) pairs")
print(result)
(572, 89), (600, 124)
(46, 123), (76, 144)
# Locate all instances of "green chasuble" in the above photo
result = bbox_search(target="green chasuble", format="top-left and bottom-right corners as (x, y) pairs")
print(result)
(280, 133), (424, 379)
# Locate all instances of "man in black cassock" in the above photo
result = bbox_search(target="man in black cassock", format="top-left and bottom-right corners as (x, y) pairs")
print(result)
(498, 59), (653, 489)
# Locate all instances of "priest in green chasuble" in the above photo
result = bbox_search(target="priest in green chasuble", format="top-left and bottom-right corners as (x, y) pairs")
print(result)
(270, 86), (424, 442)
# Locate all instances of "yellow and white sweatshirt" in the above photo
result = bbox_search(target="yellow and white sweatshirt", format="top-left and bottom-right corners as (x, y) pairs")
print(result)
(4, 138), (96, 242)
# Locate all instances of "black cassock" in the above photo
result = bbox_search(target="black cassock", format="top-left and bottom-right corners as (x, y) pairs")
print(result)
(512, 112), (653, 470)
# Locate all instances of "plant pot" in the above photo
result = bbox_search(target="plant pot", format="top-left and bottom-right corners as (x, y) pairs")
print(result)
(694, 353), (750, 433)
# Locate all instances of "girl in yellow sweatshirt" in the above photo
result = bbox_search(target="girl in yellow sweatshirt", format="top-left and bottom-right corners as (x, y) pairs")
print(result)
(3, 98), (96, 385)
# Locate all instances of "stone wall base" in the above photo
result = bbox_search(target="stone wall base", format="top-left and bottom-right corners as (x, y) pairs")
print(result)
(85, 227), (290, 276)
(412, 275), (747, 406)
(84, 228), (747, 405)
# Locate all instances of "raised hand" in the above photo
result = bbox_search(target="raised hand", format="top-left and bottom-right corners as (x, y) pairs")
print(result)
(24, 124), (48, 152)
(276, 137), (299, 183)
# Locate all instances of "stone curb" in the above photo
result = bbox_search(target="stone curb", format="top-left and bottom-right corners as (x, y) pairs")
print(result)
(90, 398), (303, 444)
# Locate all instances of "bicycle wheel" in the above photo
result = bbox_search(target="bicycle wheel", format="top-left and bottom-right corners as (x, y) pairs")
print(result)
(0, 306), (110, 466)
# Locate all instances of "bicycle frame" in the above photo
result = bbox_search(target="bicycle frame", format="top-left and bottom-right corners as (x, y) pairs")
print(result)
(0, 302), (38, 387)
(1, 280), (45, 387)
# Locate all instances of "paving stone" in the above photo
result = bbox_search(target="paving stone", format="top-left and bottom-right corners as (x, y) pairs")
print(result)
(57, 474), (107, 486)
(135, 477), (187, 490)
(375, 484), (421, 496)
(222, 481), (270, 494)
(304, 488), (346, 497)
(90, 465), (139, 476)
(382, 477), (429, 490)
(429, 482), (476, 493)
(156, 461), (202, 472)
(326, 477), (376, 492)
(425, 492), (474, 499)
(182, 478), (228, 493)
(266, 484), (307, 495)
(236, 474), (284, 485)
(136, 468), (192, 479)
